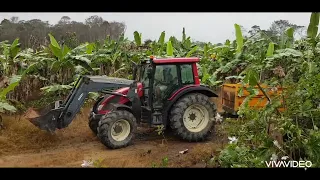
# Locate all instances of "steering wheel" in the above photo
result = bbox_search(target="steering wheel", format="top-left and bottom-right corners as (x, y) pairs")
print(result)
(154, 79), (166, 86)
(172, 77), (178, 84)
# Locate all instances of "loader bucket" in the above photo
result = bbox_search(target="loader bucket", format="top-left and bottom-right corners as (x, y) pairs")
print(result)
(24, 101), (64, 132)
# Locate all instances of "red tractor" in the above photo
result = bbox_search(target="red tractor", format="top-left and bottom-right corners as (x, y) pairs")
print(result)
(28, 57), (218, 149)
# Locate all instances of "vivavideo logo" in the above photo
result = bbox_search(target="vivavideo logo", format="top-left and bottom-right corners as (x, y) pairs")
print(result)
(265, 160), (312, 168)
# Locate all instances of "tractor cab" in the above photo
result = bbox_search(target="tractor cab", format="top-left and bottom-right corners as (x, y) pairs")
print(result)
(133, 56), (200, 105)
(131, 56), (202, 125)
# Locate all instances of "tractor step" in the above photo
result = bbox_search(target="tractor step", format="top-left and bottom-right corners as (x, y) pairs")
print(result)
(153, 106), (163, 109)
(151, 121), (163, 125)
(140, 106), (151, 123)
(151, 111), (163, 125)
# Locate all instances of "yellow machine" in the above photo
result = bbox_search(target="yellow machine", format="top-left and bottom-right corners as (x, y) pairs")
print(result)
(221, 84), (284, 115)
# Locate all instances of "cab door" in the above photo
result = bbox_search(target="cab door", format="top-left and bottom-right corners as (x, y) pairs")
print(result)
(152, 64), (179, 108)
(140, 64), (152, 106)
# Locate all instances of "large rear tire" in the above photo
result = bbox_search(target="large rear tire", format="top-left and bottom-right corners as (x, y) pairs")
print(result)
(169, 93), (216, 141)
(97, 110), (137, 149)
(88, 113), (99, 135)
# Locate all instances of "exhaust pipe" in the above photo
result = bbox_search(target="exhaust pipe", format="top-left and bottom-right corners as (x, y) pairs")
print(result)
(25, 101), (64, 133)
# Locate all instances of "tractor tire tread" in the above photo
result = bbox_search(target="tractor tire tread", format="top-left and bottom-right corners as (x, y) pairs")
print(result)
(97, 110), (137, 149)
(169, 93), (216, 142)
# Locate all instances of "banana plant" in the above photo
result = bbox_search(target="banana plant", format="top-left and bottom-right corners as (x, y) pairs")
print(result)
(0, 75), (22, 114)
(307, 12), (320, 43)
(0, 38), (22, 76)
(166, 40), (173, 57)
(234, 24), (244, 54)
(91, 34), (129, 76)
(208, 24), (245, 84)
(49, 34), (92, 71)
(48, 34), (93, 84)
(147, 31), (166, 57)
(124, 32), (149, 68)
(170, 28), (199, 57)
(15, 49), (55, 81)
(133, 31), (142, 47)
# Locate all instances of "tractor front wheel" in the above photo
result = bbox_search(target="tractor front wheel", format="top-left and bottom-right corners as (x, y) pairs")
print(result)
(169, 93), (216, 141)
(97, 110), (137, 149)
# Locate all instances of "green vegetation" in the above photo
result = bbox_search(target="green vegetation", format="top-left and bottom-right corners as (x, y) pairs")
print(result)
(1, 13), (319, 167)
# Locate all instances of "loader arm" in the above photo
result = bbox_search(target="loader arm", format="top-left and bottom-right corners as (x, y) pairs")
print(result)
(28, 75), (134, 132)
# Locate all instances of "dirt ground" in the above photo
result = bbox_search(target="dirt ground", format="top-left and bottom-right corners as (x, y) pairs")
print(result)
(0, 97), (227, 167)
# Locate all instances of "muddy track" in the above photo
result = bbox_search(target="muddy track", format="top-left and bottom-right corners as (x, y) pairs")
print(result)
(0, 98), (226, 167)
(0, 126), (226, 167)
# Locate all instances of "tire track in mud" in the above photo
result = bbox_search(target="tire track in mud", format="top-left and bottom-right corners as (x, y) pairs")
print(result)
(0, 127), (224, 167)
(0, 97), (226, 168)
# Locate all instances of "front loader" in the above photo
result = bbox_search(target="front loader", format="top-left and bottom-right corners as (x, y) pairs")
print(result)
(27, 56), (219, 149)
(28, 75), (137, 132)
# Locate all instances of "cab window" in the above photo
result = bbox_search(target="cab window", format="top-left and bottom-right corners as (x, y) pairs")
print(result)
(180, 64), (194, 84)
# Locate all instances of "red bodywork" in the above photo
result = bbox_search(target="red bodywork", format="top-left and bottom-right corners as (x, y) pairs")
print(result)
(98, 82), (143, 114)
(153, 57), (200, 64)
(97, 57), (201, 115)
(168, 85), (199, 101)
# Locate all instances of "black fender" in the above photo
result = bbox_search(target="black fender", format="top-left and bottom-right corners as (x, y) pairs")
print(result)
(162, 85), (218, 128)
(110, 103), (141, 123)
(110, 103), (133, 113)
(92, 96), (104, 113)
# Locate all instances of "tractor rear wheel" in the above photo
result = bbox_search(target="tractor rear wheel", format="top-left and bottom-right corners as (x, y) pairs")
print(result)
(169, 93), (216, 141)
(97, 110), (137, 149)
(88, 113), (99, 135)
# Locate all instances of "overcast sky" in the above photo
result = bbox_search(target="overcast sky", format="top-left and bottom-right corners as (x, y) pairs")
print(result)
(0, 13), (311, 43)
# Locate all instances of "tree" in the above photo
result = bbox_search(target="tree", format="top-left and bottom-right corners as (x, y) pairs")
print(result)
(0, 16), (126, 50)
(58, 16), (71, 25)
(248, 25), (261, 37)
(10, 16), (19, 23)
(248, 20), (306, 42)
(85, 15), (104, 27)
(268, 20), (305, 38)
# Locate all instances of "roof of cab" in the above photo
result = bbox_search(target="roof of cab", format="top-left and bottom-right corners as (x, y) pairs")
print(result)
(152, 57), (200, 64)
